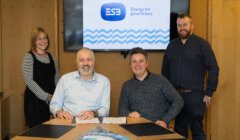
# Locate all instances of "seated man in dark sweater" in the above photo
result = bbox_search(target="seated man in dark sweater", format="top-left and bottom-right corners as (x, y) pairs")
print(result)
(118, 47), (184, 128)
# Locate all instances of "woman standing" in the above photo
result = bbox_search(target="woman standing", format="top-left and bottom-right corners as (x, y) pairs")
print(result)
(22, 27), (58, 128)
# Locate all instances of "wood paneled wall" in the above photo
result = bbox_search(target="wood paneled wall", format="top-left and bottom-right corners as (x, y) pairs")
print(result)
(0, 0), (2, 92)
(190, 0), (208, 38)
(1, 0), (57, 135)
(0, 0), (240, 139)
(209, 0), (240, 139)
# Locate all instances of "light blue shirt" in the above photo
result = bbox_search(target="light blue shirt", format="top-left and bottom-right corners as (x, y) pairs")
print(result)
(50, 71), (110, 117)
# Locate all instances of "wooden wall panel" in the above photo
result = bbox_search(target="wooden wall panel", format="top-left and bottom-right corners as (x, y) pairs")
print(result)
(191, 1), (240, 139)
(237, 14), (240, 139)
(1, 0), (57, 136)
(0, 0), (2, 92)
(237, 20), (240, 139)
(210, 0), (240, 140)
(190, 0), (208, 39)
(237, 31), (240, 139)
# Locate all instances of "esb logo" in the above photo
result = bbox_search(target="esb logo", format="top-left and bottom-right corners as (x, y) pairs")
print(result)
(101, 3), (126, 21)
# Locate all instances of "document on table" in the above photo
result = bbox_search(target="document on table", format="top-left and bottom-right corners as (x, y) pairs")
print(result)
(75, 118), (100, 124)
(75, 117), (126, 124)
(102, 117), (126, 124)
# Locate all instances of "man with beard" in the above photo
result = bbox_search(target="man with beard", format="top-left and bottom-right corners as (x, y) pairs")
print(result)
(162, 13), (219, 140)
(50, 48), (110, 120)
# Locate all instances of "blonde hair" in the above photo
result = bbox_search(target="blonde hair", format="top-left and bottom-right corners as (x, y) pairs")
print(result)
(30, 27), (49, 51)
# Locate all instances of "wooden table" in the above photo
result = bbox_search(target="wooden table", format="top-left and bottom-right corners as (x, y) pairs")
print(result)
(12, 117), (185, 140)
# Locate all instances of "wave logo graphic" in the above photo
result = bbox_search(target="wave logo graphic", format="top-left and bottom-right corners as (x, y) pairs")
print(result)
(101, 3), (126, 21)
(84, 29), (170, 45)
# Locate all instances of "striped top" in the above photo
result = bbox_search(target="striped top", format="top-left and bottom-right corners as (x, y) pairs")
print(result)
(22, 52), (59, 101)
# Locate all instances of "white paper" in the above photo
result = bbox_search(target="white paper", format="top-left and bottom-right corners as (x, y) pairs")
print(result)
(75, 118), (100, 124)
(102, 117), (127, 124)
(75, 117), (127, 124)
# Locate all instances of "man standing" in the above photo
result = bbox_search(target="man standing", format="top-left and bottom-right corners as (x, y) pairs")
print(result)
(119, 47), (183, 128)
(50, 48), (110, 120)
(162, 13), (219, 140)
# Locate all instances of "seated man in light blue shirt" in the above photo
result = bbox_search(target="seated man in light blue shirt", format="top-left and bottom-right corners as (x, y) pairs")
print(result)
(50, 48), (110, 120)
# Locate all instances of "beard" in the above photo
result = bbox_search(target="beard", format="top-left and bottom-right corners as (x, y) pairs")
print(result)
(178, 29), (192, 39)
(79, 65), (94, 76)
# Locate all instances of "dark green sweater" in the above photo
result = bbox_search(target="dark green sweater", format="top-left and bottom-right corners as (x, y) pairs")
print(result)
(119, 73), (184, 123)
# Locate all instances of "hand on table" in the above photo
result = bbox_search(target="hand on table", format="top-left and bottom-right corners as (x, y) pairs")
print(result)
(128, 111), (141, 118)
(76, 111), (94, 120)
(156, 120), (167, 128)
(56, 110), (73, 120)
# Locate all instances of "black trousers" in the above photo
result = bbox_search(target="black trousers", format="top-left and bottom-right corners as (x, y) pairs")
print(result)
(174, 91), (206, 140)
